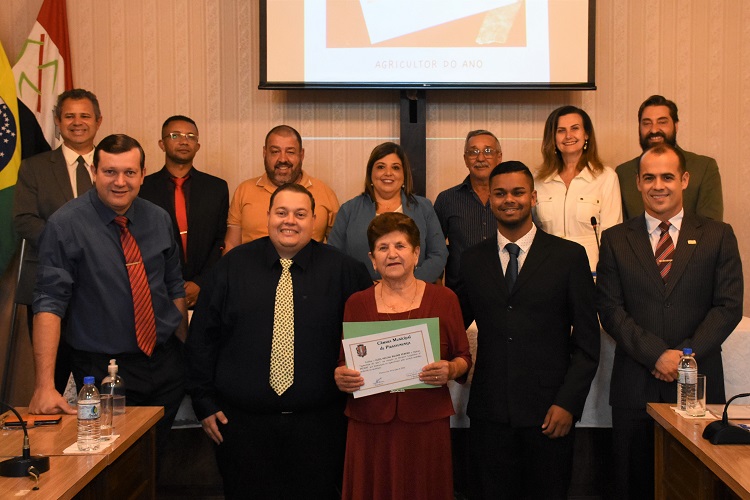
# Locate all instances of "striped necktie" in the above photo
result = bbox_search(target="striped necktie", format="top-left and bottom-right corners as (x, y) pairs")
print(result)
(114, 216), (157, 355)
(655, 221), (674, 283)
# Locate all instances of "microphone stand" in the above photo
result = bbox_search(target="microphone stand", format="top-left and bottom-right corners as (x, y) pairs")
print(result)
(702, 393), (750, 444)
(0, 402), (50, 478)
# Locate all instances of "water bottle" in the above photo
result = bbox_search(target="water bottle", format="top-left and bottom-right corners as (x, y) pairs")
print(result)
(677, 348), (698, 411)
(77, 376), (101, 451)
(101, 359), (126, 415)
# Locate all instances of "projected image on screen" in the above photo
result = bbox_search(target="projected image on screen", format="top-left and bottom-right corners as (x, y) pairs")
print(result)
(327, 1), (526, 47)
(261, 0), (594, 89)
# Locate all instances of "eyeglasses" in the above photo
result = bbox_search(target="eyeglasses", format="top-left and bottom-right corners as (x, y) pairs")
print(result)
(163, 132), (199, 142)
(465, 147), (499, 158)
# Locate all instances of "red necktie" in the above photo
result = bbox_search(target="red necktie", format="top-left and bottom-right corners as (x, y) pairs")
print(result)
(114, 216), (157, 355)
(171, 176), (188, 260)
(655, 221), (674, 283)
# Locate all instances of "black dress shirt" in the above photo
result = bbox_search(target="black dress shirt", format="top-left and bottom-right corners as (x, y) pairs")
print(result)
(434, 175), (496, 289)
(186, 238), (372, 420)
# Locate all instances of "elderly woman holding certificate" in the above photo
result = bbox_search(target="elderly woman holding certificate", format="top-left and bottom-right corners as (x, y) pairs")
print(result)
(334, 212), (471, 500)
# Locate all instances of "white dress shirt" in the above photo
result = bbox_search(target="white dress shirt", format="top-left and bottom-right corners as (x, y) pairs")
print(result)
(645, 209), (683, 253)
(497, 224), (537, 275)
(534, 164), (622, 271)
(61, 144), (95, 198)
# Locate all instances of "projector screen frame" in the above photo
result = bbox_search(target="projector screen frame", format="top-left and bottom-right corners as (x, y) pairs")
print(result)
(258, 0), (596, 91)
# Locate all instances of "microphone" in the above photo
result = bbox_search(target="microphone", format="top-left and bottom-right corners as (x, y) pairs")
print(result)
(702, 392), (750, 444)
(0, 402), (51, 477)
(590, 216), (600, 250)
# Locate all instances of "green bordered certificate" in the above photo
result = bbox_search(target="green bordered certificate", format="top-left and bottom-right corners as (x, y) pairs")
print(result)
(342, 318), (440, 398)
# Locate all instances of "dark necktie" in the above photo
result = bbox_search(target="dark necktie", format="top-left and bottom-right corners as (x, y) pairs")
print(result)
(655, 221), (674, 283)
(171, 176), (189, 259)
(505, 243), (520, 291)
(270, 259), (294, 395)
(114, 216), (157, 356)
(76, 155), (92, 195)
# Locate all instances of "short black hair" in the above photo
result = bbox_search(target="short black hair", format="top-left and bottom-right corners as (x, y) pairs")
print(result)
(637, 143), (686, 175)
(265, 125), (302, 149)
(268, 182), (315, 213)
(638, 95), (679, 123)
(55, 89), (101, 120)
(93, 134), (145, 171)
(489, 160), (534, 189)
(161, 115), (197, 133)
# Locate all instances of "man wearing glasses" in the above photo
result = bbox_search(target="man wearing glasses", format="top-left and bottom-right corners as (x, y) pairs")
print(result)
(433, 130), (502, 497)
(434, 129), (503, 290)
(139, 115), (229, 308)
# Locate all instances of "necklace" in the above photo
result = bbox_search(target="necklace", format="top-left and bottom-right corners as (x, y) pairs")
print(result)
(380, 280), (419, 320)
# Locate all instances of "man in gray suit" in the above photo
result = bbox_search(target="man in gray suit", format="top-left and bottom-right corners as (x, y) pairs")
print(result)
(616, 95), (723, 221)
(597, 143), (742, 499)
(13, 88), (103, 394)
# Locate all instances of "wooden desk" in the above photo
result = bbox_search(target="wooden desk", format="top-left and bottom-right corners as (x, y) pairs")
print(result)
(0, 406), (163, 499)
(647, 403), (750, 499)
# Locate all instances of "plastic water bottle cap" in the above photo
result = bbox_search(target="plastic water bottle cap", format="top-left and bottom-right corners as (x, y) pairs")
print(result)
(683, 348), (693, 355)
(83, 376), (95, 385)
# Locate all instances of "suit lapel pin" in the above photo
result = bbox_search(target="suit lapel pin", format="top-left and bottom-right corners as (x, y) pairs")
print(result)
(688, 239), (697, 245)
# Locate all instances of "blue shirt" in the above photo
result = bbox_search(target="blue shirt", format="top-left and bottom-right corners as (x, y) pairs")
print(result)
(328, 192), (448, 283)
(34, 189), (185, 353)
(434, 176), (496, 290)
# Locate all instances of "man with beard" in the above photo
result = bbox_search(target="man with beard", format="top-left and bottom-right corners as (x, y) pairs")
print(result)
(139, 116), (229, 309)
(457, 161), (600, 499)
(434, 130), (502, 291)
(616, 95), (723, 221)
(223, 125), (339, 253)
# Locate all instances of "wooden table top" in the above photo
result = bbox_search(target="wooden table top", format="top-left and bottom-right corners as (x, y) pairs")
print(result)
(0, 406), (163, 457)
(0, 406), (163, 499)
(647, 403), (750, 498)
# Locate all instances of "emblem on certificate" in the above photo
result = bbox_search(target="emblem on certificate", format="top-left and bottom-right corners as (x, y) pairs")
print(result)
(343, 318), (439, 398)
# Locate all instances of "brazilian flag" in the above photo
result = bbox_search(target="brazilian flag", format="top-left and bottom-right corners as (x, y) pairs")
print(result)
(0, 41), (22, 274)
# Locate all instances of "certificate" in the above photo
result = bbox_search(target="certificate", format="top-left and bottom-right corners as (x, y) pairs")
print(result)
(342, 318), (439, 398)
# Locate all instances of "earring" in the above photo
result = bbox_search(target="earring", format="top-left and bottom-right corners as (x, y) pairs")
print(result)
(555, 147), (561, 156)
(583, 140), (588, 151)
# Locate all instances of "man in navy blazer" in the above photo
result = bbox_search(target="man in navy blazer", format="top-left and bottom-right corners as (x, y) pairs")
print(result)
(458, 161), (600, 499)
(597, 144), (743, 499)
(139, 115), (228, 308)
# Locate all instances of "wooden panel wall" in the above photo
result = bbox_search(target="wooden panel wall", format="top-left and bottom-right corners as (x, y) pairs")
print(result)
(2, 0), (749, 311)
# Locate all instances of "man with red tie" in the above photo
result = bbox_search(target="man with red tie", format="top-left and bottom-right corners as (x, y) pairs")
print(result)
(29, 134), (187, 464)
(139, 115), (229, 308)
(597, 143), (743, 499)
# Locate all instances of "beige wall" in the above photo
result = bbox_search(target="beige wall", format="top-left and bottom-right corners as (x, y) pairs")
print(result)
(2, 0), (748, 310)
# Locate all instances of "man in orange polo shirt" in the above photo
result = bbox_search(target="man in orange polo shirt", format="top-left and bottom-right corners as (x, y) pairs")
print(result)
(223, 125), (339, 253)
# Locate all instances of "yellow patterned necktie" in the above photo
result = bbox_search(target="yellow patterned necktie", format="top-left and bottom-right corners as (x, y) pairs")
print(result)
(270, 258), (294, 395)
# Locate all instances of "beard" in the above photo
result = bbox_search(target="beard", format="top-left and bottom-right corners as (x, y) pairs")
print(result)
(640, 130), (677, 151)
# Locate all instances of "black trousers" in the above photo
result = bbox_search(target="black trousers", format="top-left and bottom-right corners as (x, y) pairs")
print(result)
(611, 406), (655, 500)
(70, 335), (185, 471)
(469, 418), (575, 500)
(214, 403), (347, 500)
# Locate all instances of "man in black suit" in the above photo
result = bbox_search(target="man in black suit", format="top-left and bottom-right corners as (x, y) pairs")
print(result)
(458, 161), (600, 499)
(13, 88), (102, 394)
(597, 144), (743, 500)
(139, 115), (229, 308)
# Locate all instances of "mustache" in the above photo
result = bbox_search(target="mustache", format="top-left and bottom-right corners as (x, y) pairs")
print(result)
(274, 161), (293, 168)
(647, 132), (667, 141)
